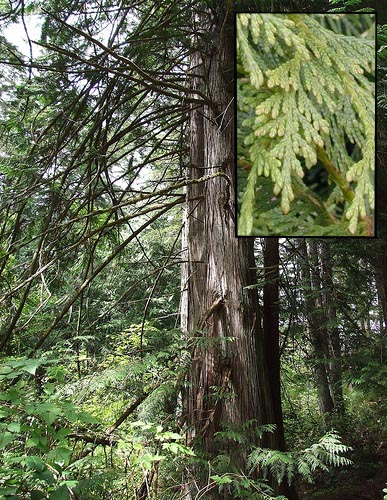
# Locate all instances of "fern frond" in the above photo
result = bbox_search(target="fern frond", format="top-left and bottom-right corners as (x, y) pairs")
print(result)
(247, 448), (294, 484)
(247, 431), (352, 485)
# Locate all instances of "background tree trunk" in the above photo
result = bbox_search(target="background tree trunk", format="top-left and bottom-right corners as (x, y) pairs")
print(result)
(263, 237), (299, 500)
(263, 238), (284, 448)
(299, 240), (334, 427)
(374, 238), (387, 335)
(320, 241), (345, 414)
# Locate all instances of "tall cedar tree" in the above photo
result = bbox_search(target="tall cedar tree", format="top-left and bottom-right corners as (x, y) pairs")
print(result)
(180, 2), (291, 498)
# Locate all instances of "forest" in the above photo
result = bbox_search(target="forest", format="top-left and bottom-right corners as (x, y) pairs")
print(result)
(0, 0), (385, 499)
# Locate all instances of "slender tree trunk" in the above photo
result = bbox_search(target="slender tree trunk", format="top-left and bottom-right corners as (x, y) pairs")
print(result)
(374, 238), (387, 335)
(263, 238), (284, 448)
(181, 4), (277, 498)
(263, 237), (299, 500)
(299, 240), (334, 427)
(320, 241), (345, 414)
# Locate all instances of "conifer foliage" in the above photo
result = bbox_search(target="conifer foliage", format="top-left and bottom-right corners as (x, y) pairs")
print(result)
(237, 14), (375, 236)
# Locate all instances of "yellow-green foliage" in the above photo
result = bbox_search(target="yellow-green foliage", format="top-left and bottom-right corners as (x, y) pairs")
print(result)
(237, 14), (375, 236)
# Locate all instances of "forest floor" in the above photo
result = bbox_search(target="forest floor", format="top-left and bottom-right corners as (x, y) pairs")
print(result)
(301, 439), (387, 499)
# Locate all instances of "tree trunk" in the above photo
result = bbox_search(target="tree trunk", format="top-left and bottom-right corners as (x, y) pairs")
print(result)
(320, 241), (345, 414)
(181, 4), (277, 498)
(374, 237), (387, 335)
(263, 237), (299, 500)
(263, 238), (284, 448)
(299, 240), (334, 427)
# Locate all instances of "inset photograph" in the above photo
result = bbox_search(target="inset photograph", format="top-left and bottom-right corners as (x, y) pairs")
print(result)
(236, 13), (375, 236)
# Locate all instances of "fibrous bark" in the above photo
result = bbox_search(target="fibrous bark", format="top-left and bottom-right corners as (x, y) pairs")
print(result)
(299, 240), (334, 425)
(180, 3), (277, 497)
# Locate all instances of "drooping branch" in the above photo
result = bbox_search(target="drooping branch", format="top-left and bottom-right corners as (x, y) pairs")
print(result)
(27, 199), (182, 355)
(39, 9), (212, 105)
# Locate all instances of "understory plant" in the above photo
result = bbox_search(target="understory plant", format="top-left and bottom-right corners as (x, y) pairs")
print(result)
(237, 13), (375, 236)
(199, 422), (352, 500)
(0, 356), (354, 500)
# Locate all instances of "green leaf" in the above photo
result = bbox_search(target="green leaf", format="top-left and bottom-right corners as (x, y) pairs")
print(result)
(21, 359), (41, 375)
(48, 485), (70, 500)
(0, 408), (11, 419)
(24, 438), (37, 449)
(237, 13), (375, 236)
(41, 470), (56, 485)
(34, 403), (63, 425)
(210, 474), (233, 485)
(59, 480), (78, 488)
(156, 431), (182, 441)
(44, 383), (56, 395)
(0, 486), (19, 495)
(26, 436), (48, 451)
(31, 491), (47, 500)
(46, 366), (65, 383)
(0, 432), (16, 448)
(6, 422), (21, 433)
(136, 453), (165, 471)
(73, 411), (100, 424)
(0, 365), (13, 377)
(162, 442), (195, 456)
(23, 456), (46, 473)
(47, 447), (73, 466)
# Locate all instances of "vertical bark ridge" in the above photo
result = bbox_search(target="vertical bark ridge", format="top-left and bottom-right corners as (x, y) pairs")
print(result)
(182, 1), (275, 473)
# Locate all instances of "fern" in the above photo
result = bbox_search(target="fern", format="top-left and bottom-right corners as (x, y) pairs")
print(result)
(247, 432), (353, 485)
(237, 14), (375, 236)
(214, 422), (276, 445)
(214, 429), (248, 444)
(328, 0), (375, 13)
